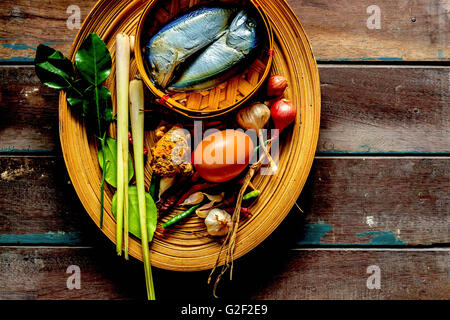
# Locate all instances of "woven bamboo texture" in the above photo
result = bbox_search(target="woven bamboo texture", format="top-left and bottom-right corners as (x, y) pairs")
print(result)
(135, 0), (274, 118)
(59, 0), (321, 271)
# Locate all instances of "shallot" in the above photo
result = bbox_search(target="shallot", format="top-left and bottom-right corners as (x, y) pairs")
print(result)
(267, 75), (288, 97)
(271, 99), (296, 140)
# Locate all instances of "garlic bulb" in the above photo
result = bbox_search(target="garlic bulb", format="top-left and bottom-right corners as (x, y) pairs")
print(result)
(205, 209), (232, 237)
(236, 102), (277, 172)
(236, 102), (271, 132)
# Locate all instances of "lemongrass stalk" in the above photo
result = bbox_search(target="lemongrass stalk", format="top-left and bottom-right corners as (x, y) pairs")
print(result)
(115, 33), (130, 257)
(130, 79), (155, 300)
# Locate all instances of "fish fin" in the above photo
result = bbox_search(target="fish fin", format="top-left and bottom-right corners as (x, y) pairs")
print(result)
(160, 51), (178, 88)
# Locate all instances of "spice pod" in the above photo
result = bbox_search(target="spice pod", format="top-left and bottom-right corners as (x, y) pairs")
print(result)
(59, 0), (321, 271)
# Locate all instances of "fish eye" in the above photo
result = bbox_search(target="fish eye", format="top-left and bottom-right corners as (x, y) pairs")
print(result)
(246, 20), (256, 28)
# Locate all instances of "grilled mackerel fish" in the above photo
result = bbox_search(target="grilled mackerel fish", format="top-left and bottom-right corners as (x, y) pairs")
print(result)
(168, 10), (262, 92)
(146, 6), (237, 88)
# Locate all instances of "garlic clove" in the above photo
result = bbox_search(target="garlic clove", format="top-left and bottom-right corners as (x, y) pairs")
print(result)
(205, 192), (224, 203)
(196, 193), (225, 218)
(181, 192), (204, 206)
(196, 204), (213, 218)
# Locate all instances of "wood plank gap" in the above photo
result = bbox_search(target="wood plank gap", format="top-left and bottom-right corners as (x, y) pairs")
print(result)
(0, 151), (55, 156)
(291, 248), (450, 252)
(319, 64), (450, 69)
(0, 245), (93, 249)
(2, 61), (449, 67)
(7, 64), (450, 69)
(2, 155), (450, 160)
(317, 61), (450, 67)
(315, 156), (450, 160)
(0, 61), (34, 67)
(0, 246), (447, 252)
(0, 244), (450, 253)
(0, 155), (58, 159)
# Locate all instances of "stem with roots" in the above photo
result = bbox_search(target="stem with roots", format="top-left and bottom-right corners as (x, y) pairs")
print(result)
(208, 141), (273, 298)
(258, 130), (277, 174)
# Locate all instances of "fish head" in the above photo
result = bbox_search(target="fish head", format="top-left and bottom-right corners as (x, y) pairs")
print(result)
(147, 39), (179, 88)
(226, 10), (261, 54)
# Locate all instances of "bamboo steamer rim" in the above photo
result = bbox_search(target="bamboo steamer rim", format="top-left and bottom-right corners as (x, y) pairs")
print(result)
(134, 0), (274, 118)
(59, 0), (321, 272)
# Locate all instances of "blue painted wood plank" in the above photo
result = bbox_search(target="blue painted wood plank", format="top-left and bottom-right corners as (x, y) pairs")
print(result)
(0, 232), (83, 245)
(0, 227), (408, 247)
(297, 223), (407, 246)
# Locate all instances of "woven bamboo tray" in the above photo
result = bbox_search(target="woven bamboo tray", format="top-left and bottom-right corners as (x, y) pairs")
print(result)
(59, 0), (321, 271)
(135, 0), (274, 118)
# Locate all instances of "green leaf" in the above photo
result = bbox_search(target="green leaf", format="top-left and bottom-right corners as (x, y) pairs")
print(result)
(112, 186), (158, 242)
(34, 44), (75, 90)
(98, 137), (134, 188)
(66, 79), (91, 117)
(75, 33), (112, 86)
(97, 86), (114, 123)
(84, 85), (114, 124)
(67, 83), (113, 125)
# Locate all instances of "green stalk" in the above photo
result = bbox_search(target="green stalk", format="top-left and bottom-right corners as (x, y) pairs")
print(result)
(253, 139), (272, 157)
(99, 133), (107, 228)
(95, 80), (106, 228)
(130, 79), (155, 300)
(115, 33), (130, 257)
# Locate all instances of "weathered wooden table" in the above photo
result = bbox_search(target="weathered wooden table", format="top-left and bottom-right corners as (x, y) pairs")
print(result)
(0, 0), (448, 300)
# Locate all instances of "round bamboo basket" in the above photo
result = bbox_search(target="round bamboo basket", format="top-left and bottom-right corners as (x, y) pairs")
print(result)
(59, 0), (321, 272)
(135, 0), (274, 118)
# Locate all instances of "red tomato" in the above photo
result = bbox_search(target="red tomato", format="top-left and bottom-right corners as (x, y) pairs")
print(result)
(193, 130), (254, 183)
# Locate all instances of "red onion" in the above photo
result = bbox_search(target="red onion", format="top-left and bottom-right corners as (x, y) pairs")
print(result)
(271, 99), (296, 139)
(267, 75), (288, 97)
